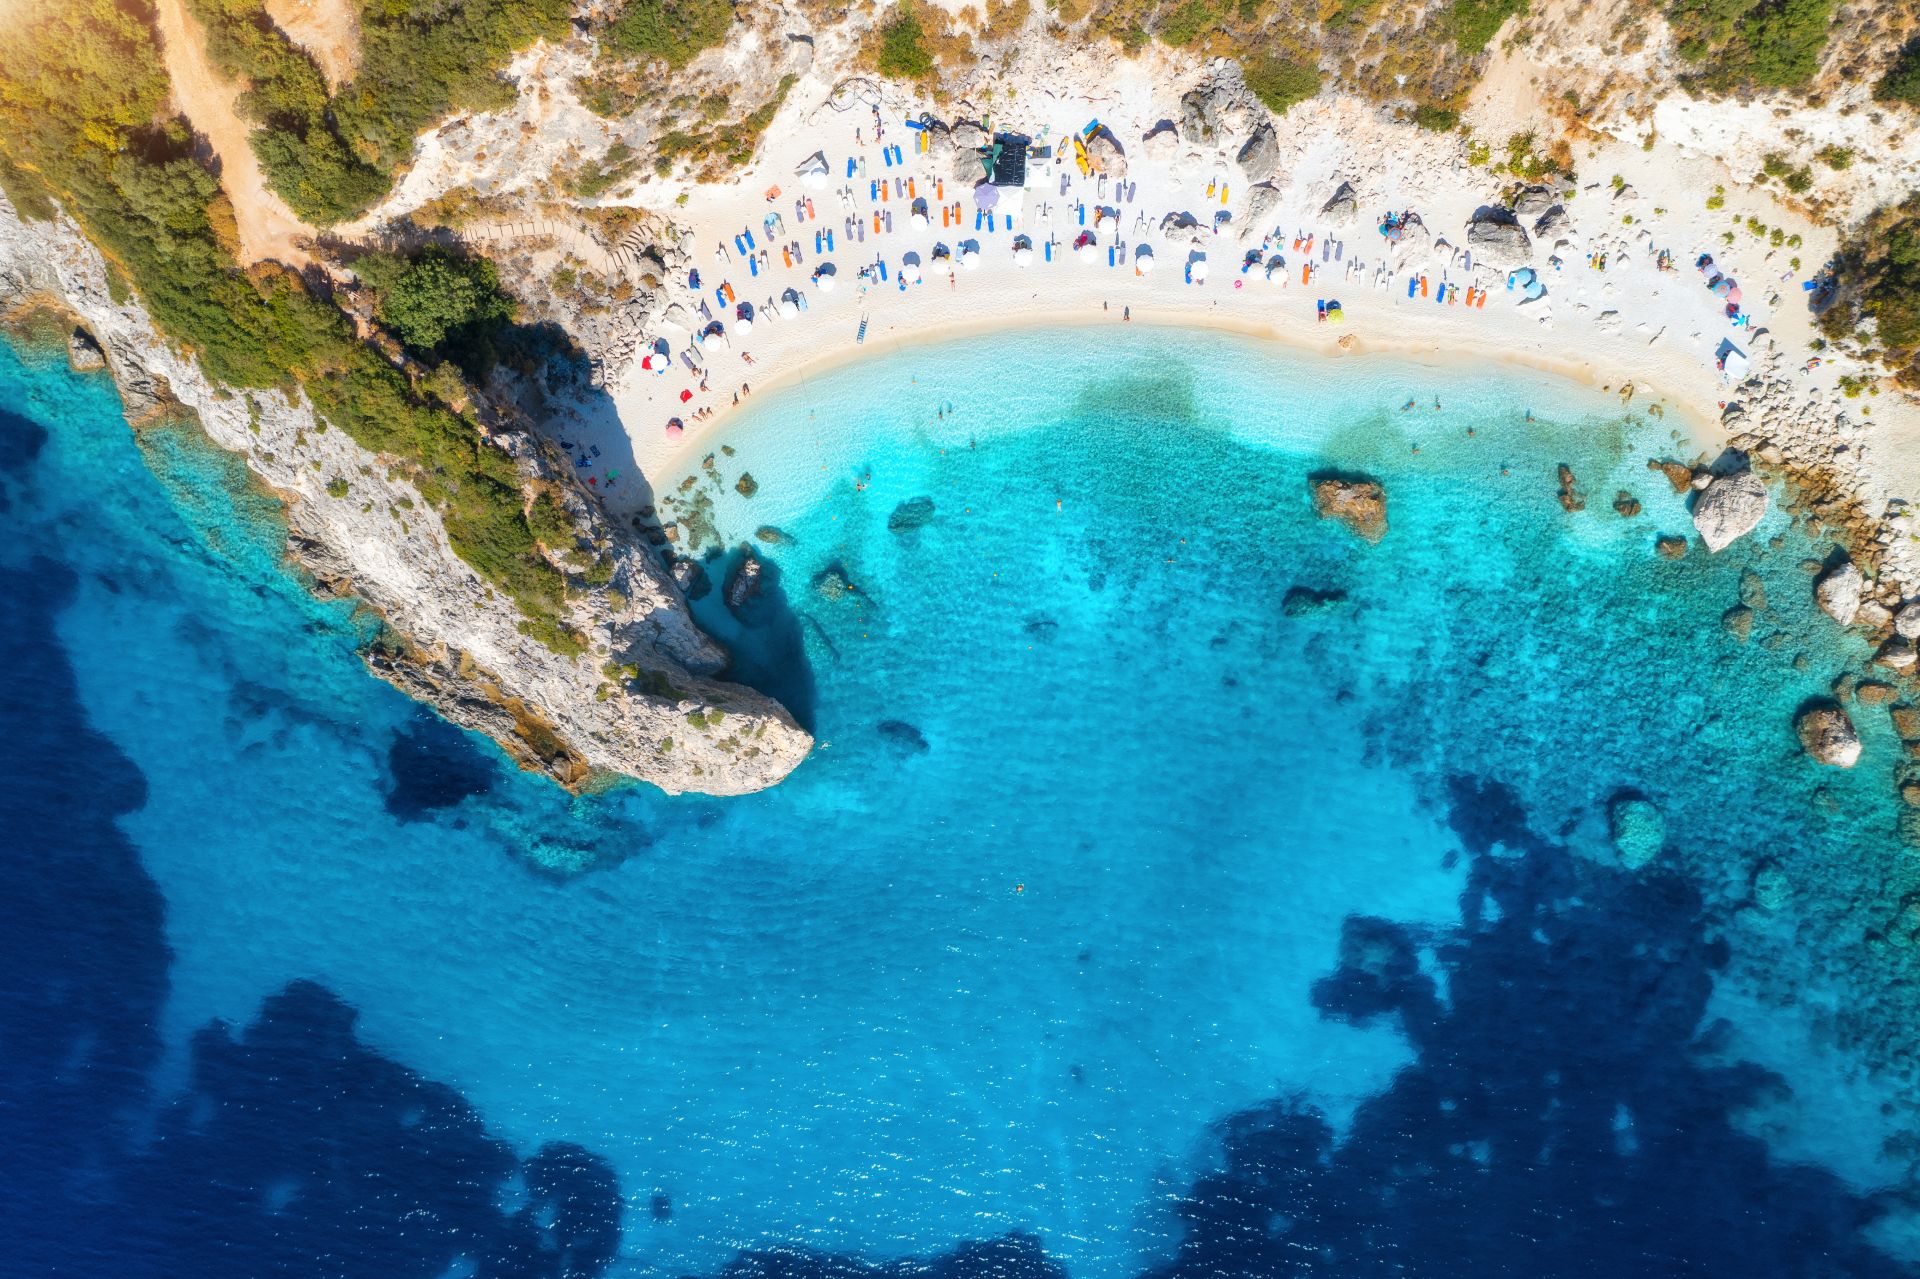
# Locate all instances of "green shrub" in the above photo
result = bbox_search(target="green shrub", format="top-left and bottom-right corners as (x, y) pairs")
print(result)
(1156, 0), (1219, 46)
(1412, 103), (1461, 132)
(1668, 0), (1833, 91)
(877, 3), (934, 79)
(603, 0), (734, 69)
(1243, 53), (1321, 114)
(1443, 0), (1529, 55)
(1878, 37), (1920, 105)
(1821, 194), (1920, 384)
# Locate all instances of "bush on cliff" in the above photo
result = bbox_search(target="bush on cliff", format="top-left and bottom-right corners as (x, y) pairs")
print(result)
(355, 246), (516, 363)
(1878, 37), (1920, 106)
(603, 0), (735, 68)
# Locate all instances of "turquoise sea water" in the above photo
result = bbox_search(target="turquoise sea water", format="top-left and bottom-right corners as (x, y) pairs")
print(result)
(4, 326), (1920, 1277)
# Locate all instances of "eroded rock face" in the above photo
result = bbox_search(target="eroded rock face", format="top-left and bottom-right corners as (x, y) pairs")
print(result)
(1310, 475), (1387, 543)
(67, 325), (105, 371)
(725, 549), (763, 613)
(1318, 180), (1359, 226)
(1087, 131), (1126, 177)
(1896, 602), (1920, 640)
(1796, 702), (1862, 767)
(1815, 560), (1863, 626)
(0, 197), (811, 797)
(1691, 470), (1768, 552)
(1243, 182), (1281, 238)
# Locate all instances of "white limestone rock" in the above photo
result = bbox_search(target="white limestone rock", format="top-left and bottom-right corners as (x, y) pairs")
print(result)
(1691, 471), (1769, 552)
(1814, 561), (1863, 627)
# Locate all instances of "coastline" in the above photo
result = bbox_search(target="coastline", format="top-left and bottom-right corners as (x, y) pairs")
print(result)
(640, 302), (1727, 482)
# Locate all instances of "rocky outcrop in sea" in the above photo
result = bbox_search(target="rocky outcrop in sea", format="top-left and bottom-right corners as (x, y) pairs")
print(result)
(0, 200), (809, 795)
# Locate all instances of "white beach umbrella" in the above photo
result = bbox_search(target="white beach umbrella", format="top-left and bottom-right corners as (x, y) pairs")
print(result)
(802, 168), (830, 190)
(1135, 252), (1156, 274)
(779, 298), (800, 318)
(959, 248), (979, 270)
(1013, 246), (1034, 267)
(1191, 259), (1210, 281)
(1076, 241), (1100, 265)
(912, 212), (930, 229)
(735, 316), (753, 334)
(816, 273), (836, 292)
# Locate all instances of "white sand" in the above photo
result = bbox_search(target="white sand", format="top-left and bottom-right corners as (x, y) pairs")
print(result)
(599, 62), (1917, 576)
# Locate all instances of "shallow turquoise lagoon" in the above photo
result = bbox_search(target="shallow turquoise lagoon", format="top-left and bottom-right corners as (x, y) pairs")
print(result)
(4, 327), (1918, 1277)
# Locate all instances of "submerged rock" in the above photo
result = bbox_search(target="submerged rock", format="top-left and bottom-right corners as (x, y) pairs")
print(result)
(877, 719), (930, 754)
(725, 550), (764, 612)
(813, 563), (859, 601)
(1815, 560), (1863, 626)
(888, 496), (937, 532)
(1608, 793), (1666, 869)
(1737, 568), (1768, 610)
(1555, 464), (1584, 512)
(1691, 471), (1768, 552)
(754, 525), (793, 545)
(1309, 474), (1387, 543)
(1857, 681), (1897, 705)
(1795, 702), (1861, 767)
(1655, 535), (1688, 560)
(1613, 491), (1641, 518)
(735, 472), (759, 498)
(1721, 605), (1753, 642)
(1892, 704), (1920, 739)
(1751, 859), (1791, 912)
(1283, 585), (1351, 616)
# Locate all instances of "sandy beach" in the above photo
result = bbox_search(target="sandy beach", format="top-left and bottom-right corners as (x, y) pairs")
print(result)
(552, 56), (1920, 579)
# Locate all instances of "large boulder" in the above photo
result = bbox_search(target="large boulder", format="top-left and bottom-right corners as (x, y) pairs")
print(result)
(1691, 471), (1768, 552)
(1815, 560), (1863, 626)
(1513, 185), (1557, 220)
(1608, 793), (1666, 870)
(1319, 180), (1359, 226)
(67, 326), (106, 372)
(1310, 475), (1387, 543)
(1895, 601), (1920, 640)
(1795, 702), (1862, 767)
(1242, 181), (1281, 237)
(1142, 120), (1179, 161)
(724, 549), (764, 612)
(1236, 122), (1278, 179)
(670, 556), (711, 602)
(1087, 129), (1126, 177)
(1465, 209), (1532, 268)
(1180, 85), (1226, 144)
(1533, 205), (1574, 245)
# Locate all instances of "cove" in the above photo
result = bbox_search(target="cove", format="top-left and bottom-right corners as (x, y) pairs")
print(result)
(3, 327), (1919, 1277)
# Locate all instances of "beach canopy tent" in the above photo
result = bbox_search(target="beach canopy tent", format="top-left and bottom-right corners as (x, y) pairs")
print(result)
(1264, 255), (1285, 282)
(795, 150), (831, 189)
(973, 181), (1001, 210)
(1510, 267), (1546, 300)
(1718, 339), (1750, 383)
(991, 134), (1030, 186)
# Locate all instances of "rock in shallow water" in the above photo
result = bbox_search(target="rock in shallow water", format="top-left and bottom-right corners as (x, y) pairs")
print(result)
(671, 556), (711, 601)
(1691, 471), (1768, 552)
(888, 496), (936, 532)
(1752, 860), (1792, 912)
(1815, 560), (1863, 627)
(1721, 605), (1753, 642)
(725, 550), (763, 612)
(1309, 474), (1387, 543)
(1795, 702), (1862, 767)
(1608, 793), (1666, 870)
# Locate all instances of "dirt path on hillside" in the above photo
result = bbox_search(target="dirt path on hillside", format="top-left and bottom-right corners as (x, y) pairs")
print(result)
(264, 0), (361, 91)
(152, 0), (317, 268)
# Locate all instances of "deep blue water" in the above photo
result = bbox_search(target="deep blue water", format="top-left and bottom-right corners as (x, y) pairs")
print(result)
(3, 326), (1919, 1278)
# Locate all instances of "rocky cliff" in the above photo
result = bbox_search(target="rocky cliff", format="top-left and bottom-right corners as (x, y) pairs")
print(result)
(0, 199), (811, 795)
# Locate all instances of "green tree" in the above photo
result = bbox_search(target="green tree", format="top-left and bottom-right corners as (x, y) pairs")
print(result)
(358, 247), (515, 357)
(603, 0), (734, 68)
(1444, 0), (1529, 55)
(1877, 38), (1920, 106)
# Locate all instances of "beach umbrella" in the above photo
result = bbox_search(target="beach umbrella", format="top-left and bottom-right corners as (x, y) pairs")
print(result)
(816, 273), (836, 292)
(1076, 240), (1099, 265)
(779, 298), (800, 318)
(802, 168), (829, 189)
(666, 418), (685, 439)
(1135, 251), (1156, 274)
(960, 248), (979, 270)
(1190, 258), (1209, 281)
(973, 181), (1001, 210)
(736, 316), (753, 334)
(1013, 246), (1034, 266)
(912, 212), (930, 229)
